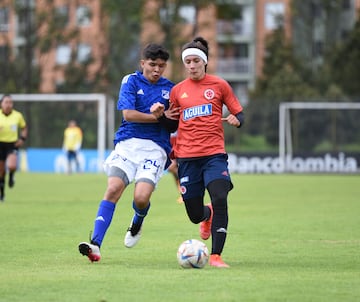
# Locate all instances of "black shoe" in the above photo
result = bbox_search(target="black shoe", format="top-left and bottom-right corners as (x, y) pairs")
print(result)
(0, 186), (4, 201)
(9, 178), (14, 188)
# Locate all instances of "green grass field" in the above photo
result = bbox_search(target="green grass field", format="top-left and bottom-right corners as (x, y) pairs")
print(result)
(0, 172), (359, 302)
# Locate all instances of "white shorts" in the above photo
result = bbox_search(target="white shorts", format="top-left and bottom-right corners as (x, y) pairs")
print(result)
(103, 138), (167, 185)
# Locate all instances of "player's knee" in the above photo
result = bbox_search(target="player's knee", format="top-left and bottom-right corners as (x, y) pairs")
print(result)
(188, 213), (203, 224)
(211, 192), (227, 208)
(184, 200), (204, 224)
(104, 179), (125, 201)
(208, 179), (230, 207)
(104, 187), (121, 202)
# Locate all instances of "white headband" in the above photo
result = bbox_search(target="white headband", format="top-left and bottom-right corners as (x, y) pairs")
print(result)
(182, 48), (208, 64)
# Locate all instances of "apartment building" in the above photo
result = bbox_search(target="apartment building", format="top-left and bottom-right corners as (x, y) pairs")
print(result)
(216, 0), (360, 104)
(0, 0), (106, 92)
(1, 0), (359, 100)
(37, 0), (107, 92)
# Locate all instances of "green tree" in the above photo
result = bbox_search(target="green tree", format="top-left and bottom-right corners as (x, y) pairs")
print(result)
(36, 1), (108, 94)
(0, 2), (40, 93)
(100, 1), (144, 98)
(329, 17), (360, 97)
(248, 25), (315, 146)
(252, 24), (307, 98)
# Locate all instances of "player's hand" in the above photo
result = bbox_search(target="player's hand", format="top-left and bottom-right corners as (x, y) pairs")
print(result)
(150, 102), (165, 118)
(221, 114), (240, 127)
(15, 139), (24, 148)
(164, 104), (180, 120)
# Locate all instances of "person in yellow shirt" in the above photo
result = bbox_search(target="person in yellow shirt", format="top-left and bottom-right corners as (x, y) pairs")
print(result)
(0, 94), (28, 201)
(63, 120), (83, 174)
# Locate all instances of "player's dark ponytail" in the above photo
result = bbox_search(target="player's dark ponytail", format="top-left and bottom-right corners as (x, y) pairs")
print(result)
(193, 37), (209, 57)
(182, 36), (209, 71)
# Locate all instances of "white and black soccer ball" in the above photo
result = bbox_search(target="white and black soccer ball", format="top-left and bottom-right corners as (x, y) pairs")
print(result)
(177, 239), (209, 269)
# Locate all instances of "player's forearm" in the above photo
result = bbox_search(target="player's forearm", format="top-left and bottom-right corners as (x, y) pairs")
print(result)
(235, 111), (244, 128)
(20, 127), (28, 140)
(157, 115), (179, 133)
(122, 109), (158, 123)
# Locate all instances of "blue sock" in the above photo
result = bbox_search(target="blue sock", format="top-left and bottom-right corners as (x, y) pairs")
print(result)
(91, 200), (116, 247)
(132, 201), (150, 227)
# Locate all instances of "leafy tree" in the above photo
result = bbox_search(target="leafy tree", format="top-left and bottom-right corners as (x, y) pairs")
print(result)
(328, 16), (360, 97)
(36, 1), (108, 94)
(249, 25), (313, 145)
(251, 24), (308, 98)
(0, 3), (40, 93)
(100, 1), (144, 98)
(141, 0), (218, 82)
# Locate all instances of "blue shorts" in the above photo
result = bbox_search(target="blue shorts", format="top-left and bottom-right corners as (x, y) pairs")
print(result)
(67, 150), (78, 161)
(177, 153), (233, 200)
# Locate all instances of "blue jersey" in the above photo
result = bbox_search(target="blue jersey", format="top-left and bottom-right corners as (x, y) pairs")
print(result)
(114, 70), (174, 157)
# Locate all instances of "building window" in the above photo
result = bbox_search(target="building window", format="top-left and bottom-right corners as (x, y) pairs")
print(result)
(217, 5), (253, 36)
(229, 81), (249, 106)
(218, 3), (242, 20)
(312, 41), (323, 57)
(16, 6), (36, 37)
(341, 29), (350, 40)
(14, 0), (36, 36)
(264, 2), (285, 30)
(76, 5), (91, 26)
(56, 44), (71, 65)
(17, 9), (27, 36)
(160, 4), (195, 25)
(179, 5), (195, 24)
(55, 79), (65, 92)
(15, 45), (25, 59)
(219, 43), (249, 59)
(0, 45), (9, 60)
(54, 5), (69, 28)
(0, 7), (9, 32)
(77, 43), (91, 63)
(342, 0), (351, 10)
(217, 43), (250, 74)
(217, 4), (252, 35)
(311, 2), (322, 18)
(14, 0), (35, 6)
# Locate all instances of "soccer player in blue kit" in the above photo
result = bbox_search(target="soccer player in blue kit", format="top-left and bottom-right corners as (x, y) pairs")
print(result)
(79, 43), (177, 262)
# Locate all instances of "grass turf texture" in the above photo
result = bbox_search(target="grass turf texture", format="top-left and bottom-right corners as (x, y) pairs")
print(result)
(0, 172), (359, 302)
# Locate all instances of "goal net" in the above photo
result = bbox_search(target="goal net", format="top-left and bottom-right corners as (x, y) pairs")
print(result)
(10, 93), (108, 172)
(279, 102), (360, 173)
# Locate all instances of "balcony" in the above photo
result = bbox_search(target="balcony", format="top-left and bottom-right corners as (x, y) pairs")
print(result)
(0, 23), (9, 32)
(217, 57), (252, 75)
(217, 19), (253, 37)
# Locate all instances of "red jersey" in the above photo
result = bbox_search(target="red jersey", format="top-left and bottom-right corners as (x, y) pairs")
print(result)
(170, 74), (243, 158)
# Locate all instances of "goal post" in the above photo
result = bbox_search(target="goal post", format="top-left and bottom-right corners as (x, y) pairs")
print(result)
(279, 102), (360, 172)
(10, 93), (107, 171)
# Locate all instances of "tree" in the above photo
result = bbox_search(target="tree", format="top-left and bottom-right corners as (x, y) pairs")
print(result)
(0, 2), (40, 94)
(141, 0), (218, 82)
(251, 24), (307, 98)
(329, 17), (360, 97)
(36, 1), (109, 94)
(100, 1), (144, 98)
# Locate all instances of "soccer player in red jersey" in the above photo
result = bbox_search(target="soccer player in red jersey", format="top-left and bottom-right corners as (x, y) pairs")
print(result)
(152, 37), (244, 267)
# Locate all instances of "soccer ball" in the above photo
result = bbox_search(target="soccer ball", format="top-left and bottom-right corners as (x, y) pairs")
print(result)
(177, 239), (209, 269)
